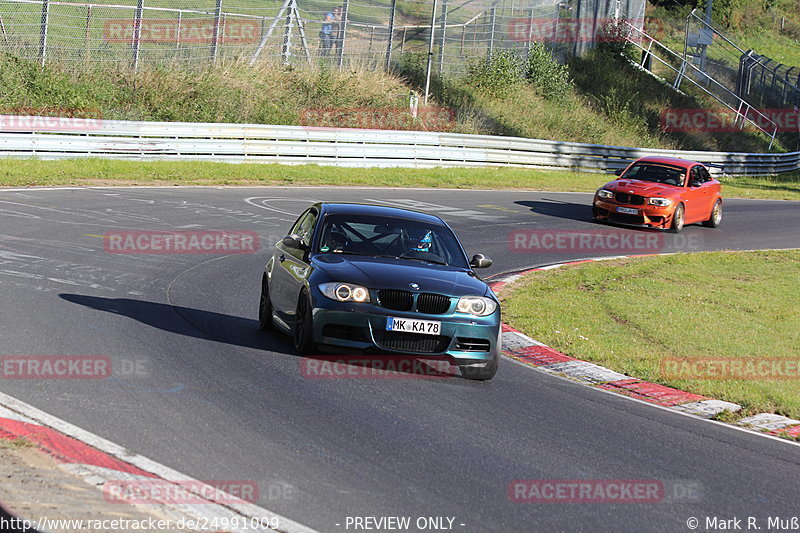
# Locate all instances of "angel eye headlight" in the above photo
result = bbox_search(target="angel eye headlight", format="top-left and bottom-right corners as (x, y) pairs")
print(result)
(456, 296), (497, 317)
(647, 197), (672, 206)
(320, 282), (370, 303)
(597, 189), (614, 199)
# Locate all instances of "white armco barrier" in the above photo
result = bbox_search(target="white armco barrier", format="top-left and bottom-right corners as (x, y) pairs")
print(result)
(0, 115), (797, 176)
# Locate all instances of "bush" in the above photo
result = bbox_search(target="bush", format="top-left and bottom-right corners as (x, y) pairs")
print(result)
(595, 19), (636, 60)
(466, 51), (524, 97)
(523, 44), (572, 103)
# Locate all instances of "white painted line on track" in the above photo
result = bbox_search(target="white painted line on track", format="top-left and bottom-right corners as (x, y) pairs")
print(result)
(0, 390), (320, 533)
(500, 353), (800, 448)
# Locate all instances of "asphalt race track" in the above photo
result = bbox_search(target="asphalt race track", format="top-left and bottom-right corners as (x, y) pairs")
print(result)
(1, 186), (799, 532)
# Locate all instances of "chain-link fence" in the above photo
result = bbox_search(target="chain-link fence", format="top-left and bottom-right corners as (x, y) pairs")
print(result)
(0, 0), (645, 75)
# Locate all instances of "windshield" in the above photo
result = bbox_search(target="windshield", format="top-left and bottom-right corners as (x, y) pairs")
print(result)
(316, 214), (468, 268)
(621, 163), (686, 186)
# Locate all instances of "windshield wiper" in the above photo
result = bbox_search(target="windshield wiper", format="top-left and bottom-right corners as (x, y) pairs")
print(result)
(374, 254), (448, 265)
(395, 254), (449, 266)
(320, 250), (368, 256)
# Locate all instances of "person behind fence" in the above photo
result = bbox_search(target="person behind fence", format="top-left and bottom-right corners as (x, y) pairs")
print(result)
(320, 11), (335, 56)
(332, 6), (344, 54)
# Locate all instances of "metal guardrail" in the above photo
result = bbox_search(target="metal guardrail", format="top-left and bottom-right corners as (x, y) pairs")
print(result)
(0, 115), (798, 176)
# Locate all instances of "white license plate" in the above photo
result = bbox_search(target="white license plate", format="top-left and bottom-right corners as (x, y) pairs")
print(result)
(616, 206), (639, 215)
(386, 317), (441, 336)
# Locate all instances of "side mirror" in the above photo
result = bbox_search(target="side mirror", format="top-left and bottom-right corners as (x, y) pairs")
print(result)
(689, 180), (702, 188)
(281, 234), (306, 250)
(470, 254), (492, 269)
(614, 168), (625, 176)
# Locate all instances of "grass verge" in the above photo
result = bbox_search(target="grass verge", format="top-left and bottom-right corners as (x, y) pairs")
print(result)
(500, 250), (800, 419)
(1, 159), (798, 201)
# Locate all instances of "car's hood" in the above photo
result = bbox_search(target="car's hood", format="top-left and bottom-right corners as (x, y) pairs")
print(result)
(602, 179), (682, 198)
(312, 255), (490, 297)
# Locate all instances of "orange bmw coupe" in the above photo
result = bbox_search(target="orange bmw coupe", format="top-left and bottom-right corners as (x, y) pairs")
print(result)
(592, 156), (723, 233)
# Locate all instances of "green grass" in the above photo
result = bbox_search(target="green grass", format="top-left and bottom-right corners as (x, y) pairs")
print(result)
(0, 54), (425, 127)
(501, 250), (800, 419)
(1, 159), (798, 201)
(0, 437), (36, 450)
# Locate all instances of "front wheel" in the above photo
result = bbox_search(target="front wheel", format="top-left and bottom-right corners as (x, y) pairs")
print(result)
(293, 290), (316, 355)
(702, 200), (722, 228)
(460, 355), (498, 381)
(669, 203), (685, 233)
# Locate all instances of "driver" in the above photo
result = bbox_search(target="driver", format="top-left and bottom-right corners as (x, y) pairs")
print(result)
(322, 225), (349, 252)
(402, 228), (433, 253)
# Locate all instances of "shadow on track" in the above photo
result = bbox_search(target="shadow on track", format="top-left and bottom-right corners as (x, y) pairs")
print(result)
(515, 198), (595, 222)
(59, 293), (295, 355)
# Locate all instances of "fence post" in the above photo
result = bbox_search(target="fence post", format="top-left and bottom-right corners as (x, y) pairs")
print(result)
(0, 16), (8, 47)
(385, 0), (396, 70)
(282, 4), (293, 64)
(526, 6), (534, 58)
(488, 5), (496, 59)
(337, 0), (349, 68)
(132, 0), (144, 71)
(424, 0), (439, 103)
(211, 0), (223, 62)
(176, 11), (182, 53)
(83, 6), (92, 63)
(38, 0), (50, 67)
(437, 0), (447, 74)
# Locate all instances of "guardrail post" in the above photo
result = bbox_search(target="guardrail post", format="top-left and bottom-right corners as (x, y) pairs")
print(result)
(38, 0), (50, 67)
(211, 0), (223, 63)
(385, 0), (396, 70)
(437, 0), (447, 74)
(132, 0), (144, 71)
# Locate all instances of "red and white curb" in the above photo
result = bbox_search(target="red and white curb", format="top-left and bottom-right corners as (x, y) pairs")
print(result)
(490, 256), (800, 442)
(0, 392), (319, 533)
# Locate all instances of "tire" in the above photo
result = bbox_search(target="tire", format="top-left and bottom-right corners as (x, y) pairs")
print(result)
(669, 203), (685, 233)
(702, 200), (722, 228)
(258, 275), (274, 331)
(460, 355), (498, 381)
(293, 289), (316, 355)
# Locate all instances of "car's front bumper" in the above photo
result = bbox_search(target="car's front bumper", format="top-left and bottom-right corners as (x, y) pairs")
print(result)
(593, 199), (675, 230)
(309, 295), (501, 365)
